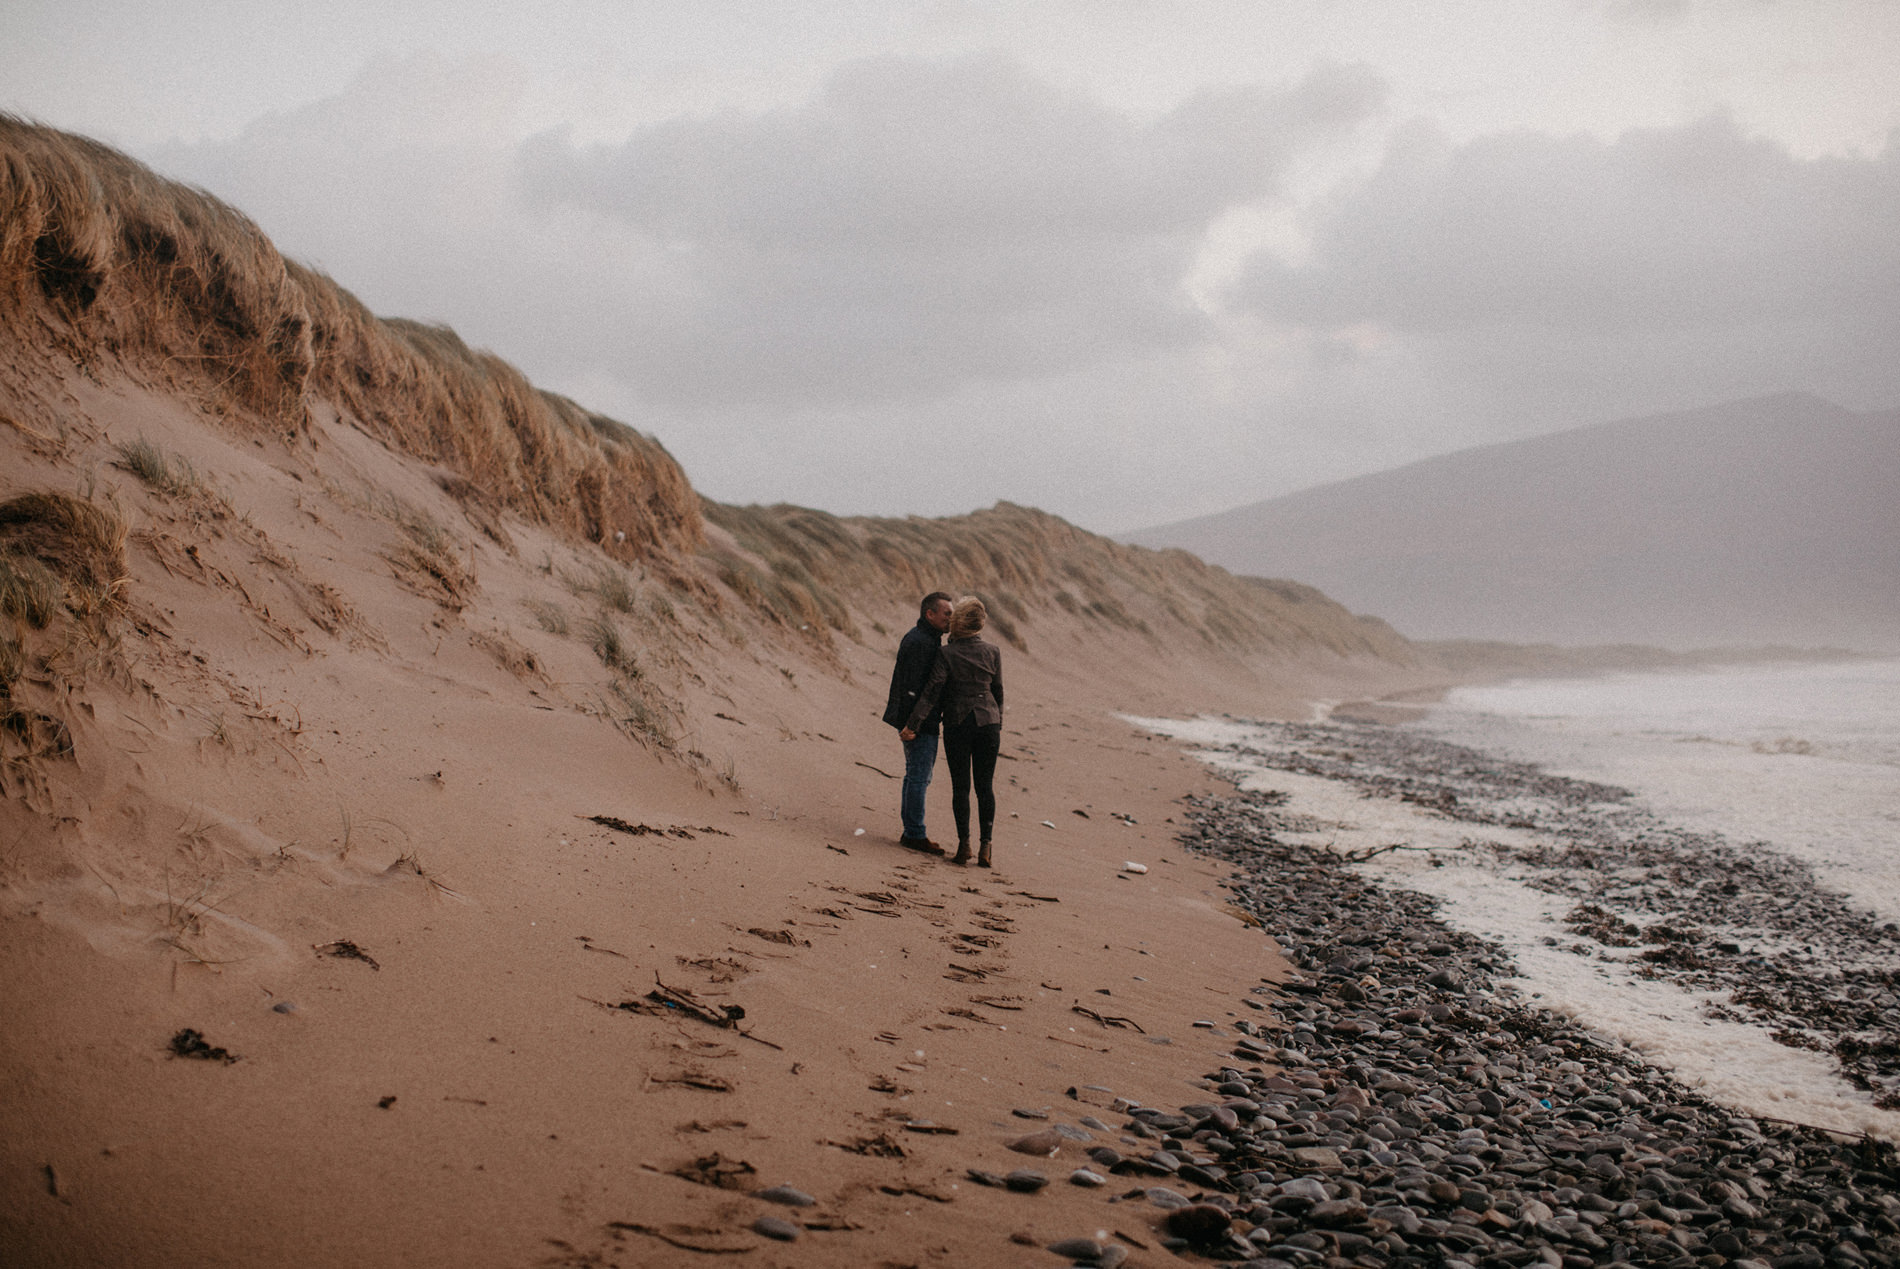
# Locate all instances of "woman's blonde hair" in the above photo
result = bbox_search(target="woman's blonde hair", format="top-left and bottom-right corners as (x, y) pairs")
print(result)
(948, 596), (987, 639)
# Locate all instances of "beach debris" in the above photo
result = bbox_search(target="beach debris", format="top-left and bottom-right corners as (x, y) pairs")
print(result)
(313, 939), (379, 970)
(608, 1223), (752, 1255)
(901, 1120), (958, 1135)
(878, 1181), (953, 1202)
(746, 926), (807, 947)
(1121, 861), (1148, 873)
(1069, 1168), (1107, 1187)
(270, 1000), (297, 1014)
(970, 994), (1023, 1010)
(588, 815), (729, 838)
(825, 1132), (905, 1157)
(1039, 820), (1057, 829)
(167, 1028), (238, 1064)
(575, 934), (628, 958)
(376, 1095), (396, 1109)
(853, 760), (895, 779)
(646, 976), (748, 1027)
(646, 1071), (734, 1092)
(853, 827), (865, 836)
(1009, 890), (1060, 902)
(670, 1152), (756, 1190)
(1071, 1005), (1144, 1033)
(1004, 1168), (1049, 1192)
(1072, 808), (1090, 818)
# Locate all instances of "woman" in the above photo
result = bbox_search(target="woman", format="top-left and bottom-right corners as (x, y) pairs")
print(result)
(901, 596), (1003, 866)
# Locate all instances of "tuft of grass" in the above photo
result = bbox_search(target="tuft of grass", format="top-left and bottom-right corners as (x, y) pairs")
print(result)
(586, 612), (639, 677)
(386, 512), (476, 609)
(0, 554), (63, 628)
(0, 492), (129, 608)
(0, 627), (23, 689)
(524, 599), (569, 635)
(604, 674), (675, 750)
(115, 437), (208, 498)
(589, 567), (637, 614)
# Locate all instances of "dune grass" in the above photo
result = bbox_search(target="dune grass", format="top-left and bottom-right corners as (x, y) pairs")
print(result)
(0, 113), (700, 567)
(703, 499), (1414, 663)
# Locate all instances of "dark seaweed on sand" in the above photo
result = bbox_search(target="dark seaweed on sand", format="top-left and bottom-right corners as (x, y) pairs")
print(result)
(168, 1028), (237, 1064)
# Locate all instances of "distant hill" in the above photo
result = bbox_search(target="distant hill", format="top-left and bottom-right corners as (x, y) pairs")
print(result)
(1129, 393), (1900, 651)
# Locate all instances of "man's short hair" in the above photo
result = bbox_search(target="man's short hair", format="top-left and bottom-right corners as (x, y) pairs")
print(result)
(919, 591), (955, 620)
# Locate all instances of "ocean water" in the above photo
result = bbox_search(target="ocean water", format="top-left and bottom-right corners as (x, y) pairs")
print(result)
(1126, 658), (1900, 1140)
(1424, 657), (1900, 927)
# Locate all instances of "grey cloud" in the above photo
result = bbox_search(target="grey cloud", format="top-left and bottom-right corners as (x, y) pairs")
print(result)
(1238, 113), (1900, 336)
(1601, 0), (1693, 22)
(1213, 113), (1900, 495)
(517, 54), (1384, 405)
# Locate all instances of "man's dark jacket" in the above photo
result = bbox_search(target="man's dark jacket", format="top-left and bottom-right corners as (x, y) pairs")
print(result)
(883, 619), (943, 735)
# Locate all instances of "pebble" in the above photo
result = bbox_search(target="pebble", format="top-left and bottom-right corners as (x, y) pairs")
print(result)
(750, 1216), (798, 1241)
(1069, 1168), (1106, 1187)
(751, 1185), (815, 1208)
(270, 1001), (297, 1014)
(1163, 1203), (1232, 1243)
(1004, 1168), (1048, 1192)
(1007, 1128), (1064, 1156)
(1045, 1236), (1103, 1259)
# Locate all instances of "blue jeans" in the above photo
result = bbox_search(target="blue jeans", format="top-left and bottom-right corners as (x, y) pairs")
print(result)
(900, 733), (939, 840)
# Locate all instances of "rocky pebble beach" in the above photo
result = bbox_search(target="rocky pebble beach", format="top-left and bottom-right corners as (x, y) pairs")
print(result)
(992, 722), (1900, 1268)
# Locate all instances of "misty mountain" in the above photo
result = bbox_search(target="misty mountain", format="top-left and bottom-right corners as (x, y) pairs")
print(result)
(1128, 393), (1900, 651)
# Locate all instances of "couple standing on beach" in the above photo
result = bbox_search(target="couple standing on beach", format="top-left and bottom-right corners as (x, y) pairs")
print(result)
(882, 591), (1004, 867)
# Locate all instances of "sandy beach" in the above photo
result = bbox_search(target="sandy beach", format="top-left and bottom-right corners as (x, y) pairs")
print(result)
(0, 365), (1419, 1265)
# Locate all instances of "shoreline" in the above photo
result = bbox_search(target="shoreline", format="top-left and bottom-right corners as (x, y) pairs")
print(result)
(1115, 780), (1900, 1267)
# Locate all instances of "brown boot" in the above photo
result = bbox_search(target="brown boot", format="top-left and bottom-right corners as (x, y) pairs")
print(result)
(951, 841), (972, 866)
(977, 840), (992, 868)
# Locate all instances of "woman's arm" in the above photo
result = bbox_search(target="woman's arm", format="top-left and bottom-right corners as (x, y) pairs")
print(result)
(990, 647), (1003, 714)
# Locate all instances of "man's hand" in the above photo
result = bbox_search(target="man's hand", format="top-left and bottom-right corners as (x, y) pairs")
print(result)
(899, 727), (916, 742)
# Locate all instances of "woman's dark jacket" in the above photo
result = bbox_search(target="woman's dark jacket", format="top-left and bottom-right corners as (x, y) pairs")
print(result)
(907, 636), (1003, 732)
(883, 619), (943, 735)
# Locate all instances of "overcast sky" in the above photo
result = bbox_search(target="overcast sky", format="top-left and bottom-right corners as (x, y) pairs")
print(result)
(8, 1), (1898, 533)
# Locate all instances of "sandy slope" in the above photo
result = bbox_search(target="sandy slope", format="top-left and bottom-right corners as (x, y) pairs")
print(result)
(0, 366), (1435, 1267)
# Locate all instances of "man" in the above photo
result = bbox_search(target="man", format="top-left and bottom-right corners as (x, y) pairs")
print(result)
(883, 591), (954, 852)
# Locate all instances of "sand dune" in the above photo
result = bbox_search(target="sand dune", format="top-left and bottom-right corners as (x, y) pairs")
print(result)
(0, 117), (1435, 1265)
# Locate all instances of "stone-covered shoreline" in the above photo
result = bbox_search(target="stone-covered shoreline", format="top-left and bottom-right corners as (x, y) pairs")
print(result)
(1023, 723), (1900, 1268)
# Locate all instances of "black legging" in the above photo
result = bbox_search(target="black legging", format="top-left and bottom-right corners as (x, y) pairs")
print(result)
(942, 718), (1001, 845)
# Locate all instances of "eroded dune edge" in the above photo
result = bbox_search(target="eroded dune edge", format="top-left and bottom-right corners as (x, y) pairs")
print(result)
(5, 116), (1894, 1269)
